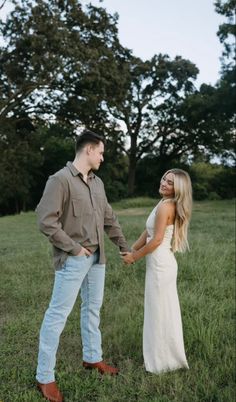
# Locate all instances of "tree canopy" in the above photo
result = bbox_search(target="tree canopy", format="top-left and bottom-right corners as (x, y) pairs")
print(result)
(0, 0), (127, 123)
(0, 0), (235, 214)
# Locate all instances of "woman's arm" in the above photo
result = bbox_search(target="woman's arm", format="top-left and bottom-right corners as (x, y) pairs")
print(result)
(131, 230), (148, 251)
(122, 203), (173, 264)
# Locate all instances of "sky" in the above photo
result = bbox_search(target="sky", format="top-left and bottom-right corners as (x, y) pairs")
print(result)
(1, 0), (225, 87)
(84, 0), (225, 87)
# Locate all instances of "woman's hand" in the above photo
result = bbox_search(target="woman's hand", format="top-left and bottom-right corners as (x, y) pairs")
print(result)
(120, 251), (135, 265)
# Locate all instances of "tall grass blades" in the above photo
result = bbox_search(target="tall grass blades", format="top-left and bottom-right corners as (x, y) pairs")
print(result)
(0, 200), (235, 402)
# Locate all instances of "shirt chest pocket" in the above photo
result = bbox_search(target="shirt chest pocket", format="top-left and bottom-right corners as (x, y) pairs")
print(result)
(92, 192), (105, 214)
(72, 198), (92, 217)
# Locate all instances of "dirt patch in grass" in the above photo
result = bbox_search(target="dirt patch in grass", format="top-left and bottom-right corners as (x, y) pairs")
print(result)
(115, 207), (150, 216)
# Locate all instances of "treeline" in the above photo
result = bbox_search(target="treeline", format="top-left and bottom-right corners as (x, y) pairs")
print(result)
(0, 0), (235, 216)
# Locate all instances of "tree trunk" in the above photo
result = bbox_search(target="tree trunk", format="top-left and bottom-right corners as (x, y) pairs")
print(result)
(127, 134), (137, 195)
(15, 198), (19, 214)
(128, 156), (137, 195)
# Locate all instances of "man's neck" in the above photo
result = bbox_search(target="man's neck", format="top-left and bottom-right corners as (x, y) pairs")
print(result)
(72, 157), (90, 179)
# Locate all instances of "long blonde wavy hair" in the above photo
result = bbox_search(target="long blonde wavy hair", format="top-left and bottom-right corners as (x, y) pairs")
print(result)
(164, 169), (192, 252)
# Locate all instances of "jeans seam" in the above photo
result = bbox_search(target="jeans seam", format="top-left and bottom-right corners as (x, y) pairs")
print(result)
(87, 274), (93, 361)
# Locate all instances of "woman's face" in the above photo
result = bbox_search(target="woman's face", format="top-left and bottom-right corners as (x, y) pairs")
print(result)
(159, 172), (175, 198)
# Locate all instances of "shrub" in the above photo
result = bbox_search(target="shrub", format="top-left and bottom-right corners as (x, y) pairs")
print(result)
(192, 183), (209, 200)
(208, 191), (222, 200)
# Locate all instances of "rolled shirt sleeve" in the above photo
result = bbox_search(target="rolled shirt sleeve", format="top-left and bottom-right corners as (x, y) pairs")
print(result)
(36, 176), (82, 256)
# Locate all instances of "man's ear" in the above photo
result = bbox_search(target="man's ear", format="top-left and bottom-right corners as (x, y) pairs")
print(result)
(86, 144), (93, 154)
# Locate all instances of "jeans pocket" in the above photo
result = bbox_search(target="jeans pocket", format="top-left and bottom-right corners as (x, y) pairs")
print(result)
(62, 255), (86, 272)
(72, 254), (86, 259)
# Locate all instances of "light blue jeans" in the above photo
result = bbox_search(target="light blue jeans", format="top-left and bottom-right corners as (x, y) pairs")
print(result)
(36, 251), (105, 384)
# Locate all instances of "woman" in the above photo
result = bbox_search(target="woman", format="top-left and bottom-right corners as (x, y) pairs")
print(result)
(121, 169), (192, 374)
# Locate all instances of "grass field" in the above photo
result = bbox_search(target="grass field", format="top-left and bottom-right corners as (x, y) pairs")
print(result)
(0, 199), (235, 402)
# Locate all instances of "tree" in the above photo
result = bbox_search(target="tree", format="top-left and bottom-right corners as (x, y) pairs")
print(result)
(189, 161), (235, 200)
(98, 124), (128, 201)
(179, 82), (235, 162)
(104, 53), (199, 194)
(171, 0), (236, 169)
(0, 0), (124, 123)
(0, 0), (130, 214)
(215, 0), (236, 69)
(0, 117), (42, 214)
(214, 0), (236, 162)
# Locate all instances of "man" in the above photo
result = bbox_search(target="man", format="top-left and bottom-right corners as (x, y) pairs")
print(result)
(36, 129), (129, 402)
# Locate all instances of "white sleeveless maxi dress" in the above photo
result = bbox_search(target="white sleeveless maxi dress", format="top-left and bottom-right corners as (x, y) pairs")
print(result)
(143, 204), (189, 373)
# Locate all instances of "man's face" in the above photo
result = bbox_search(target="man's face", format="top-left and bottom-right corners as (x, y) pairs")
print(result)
(88, 141), (104, 170)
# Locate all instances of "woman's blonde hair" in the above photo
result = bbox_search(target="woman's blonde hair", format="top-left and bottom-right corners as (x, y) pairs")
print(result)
(164, 169), (192, 252)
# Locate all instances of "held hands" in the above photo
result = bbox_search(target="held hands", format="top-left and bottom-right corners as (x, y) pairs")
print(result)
(120, 251), (136, 265)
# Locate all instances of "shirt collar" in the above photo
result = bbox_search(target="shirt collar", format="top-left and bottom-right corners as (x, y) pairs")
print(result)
(66, 161), (95, 179)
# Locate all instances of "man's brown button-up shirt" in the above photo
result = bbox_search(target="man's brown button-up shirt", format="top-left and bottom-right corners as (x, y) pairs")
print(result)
(36, 162), (129, 269)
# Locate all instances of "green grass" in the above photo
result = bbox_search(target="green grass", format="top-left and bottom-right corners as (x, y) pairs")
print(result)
(0, 199), (235, 402)
(112, 196), (157, 209)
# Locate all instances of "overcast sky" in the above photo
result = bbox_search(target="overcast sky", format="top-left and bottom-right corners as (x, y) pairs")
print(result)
(1, 0), (225, 87)
(87, 0), (224, 87)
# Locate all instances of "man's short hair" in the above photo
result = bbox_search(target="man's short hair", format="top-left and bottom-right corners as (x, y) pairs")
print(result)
(75, 129), (105, 153)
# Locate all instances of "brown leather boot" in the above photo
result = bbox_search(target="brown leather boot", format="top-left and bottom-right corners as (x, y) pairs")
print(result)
(83, 360), (119, 375)
(36, 381), (63, 402)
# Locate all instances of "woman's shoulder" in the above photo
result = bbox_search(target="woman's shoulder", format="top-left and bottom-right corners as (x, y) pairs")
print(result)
(157, 199), (176, 215)
(158, 198), (176, 215)
(160, 198), (175, 208)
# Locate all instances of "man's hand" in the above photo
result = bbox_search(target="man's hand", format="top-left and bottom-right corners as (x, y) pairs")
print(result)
(77, 247), (92, 257)
(120, 251), (135, 265)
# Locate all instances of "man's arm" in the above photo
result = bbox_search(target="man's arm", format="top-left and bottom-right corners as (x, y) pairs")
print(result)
(104, 197), (129, 252)
(36, 175), (82, 255)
